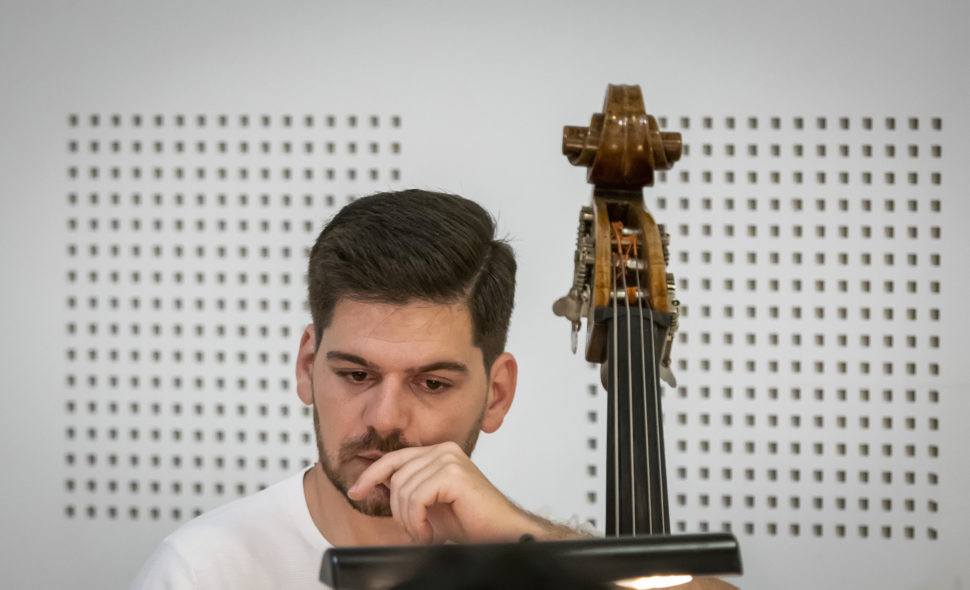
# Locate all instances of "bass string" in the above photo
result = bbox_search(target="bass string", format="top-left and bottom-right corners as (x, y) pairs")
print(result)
(612, 220), (643, 536)
(648, 306), (666, 534)
(635, 242), (667, 534)
(611, 221), (637, 536)
(617, 241), (636, 535)
(631, 238), (654, 535)
(611, 244), (621, 536)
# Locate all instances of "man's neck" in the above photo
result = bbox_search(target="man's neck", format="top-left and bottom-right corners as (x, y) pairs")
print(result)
(303, 463), (413, 547)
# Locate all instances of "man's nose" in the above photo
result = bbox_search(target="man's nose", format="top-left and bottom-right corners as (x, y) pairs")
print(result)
(363, 378), (411, 436)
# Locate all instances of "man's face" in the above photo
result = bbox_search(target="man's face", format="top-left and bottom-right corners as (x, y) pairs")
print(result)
(302, 299), (497, 517)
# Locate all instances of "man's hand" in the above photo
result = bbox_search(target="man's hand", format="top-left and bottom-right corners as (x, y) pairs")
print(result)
(347, 441), (578, 544)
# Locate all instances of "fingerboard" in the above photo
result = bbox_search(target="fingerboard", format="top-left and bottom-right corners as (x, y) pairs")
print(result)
(598, 305), (674, 536)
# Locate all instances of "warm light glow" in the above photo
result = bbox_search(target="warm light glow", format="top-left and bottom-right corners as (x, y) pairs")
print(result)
(614, 574), (693, 589)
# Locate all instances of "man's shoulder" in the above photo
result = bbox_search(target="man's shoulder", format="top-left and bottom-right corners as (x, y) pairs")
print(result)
(168, 469), (308, 547)
(130, 468), (330, 590)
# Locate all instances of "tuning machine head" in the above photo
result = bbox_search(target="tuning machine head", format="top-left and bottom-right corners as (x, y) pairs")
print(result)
(552, 206), (595, 353)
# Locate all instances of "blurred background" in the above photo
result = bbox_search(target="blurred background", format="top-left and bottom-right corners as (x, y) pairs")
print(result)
(1, 1), (967, 588)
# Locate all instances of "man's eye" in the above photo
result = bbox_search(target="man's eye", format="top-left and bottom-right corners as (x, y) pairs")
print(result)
(422, 378), (448, 392)
(339, 370), (369, 383)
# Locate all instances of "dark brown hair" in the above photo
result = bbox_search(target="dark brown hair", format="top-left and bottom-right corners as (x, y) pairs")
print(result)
(307, 189), (516, 369)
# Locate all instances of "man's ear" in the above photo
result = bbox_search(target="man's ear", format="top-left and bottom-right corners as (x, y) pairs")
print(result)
(481, 352), (517, 434)
(296, 324), (317, 406)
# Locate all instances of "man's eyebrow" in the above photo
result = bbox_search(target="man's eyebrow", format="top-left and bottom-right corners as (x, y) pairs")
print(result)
(324, 352), (467, 375)
(325, 351), (378, 369)
(414, 361), (468, 374)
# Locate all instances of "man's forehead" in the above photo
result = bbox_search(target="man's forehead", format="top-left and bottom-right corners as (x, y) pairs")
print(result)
(319, 299), (484, 373)
(327, 298), (474, 342)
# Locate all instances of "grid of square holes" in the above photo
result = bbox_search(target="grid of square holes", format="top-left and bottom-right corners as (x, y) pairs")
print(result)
(582, 115), (943, 541)
(62, 112), (403, 522)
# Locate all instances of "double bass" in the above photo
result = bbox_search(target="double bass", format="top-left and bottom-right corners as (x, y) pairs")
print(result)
(551, 85), (743, 588)
(554, 84), (682, 537)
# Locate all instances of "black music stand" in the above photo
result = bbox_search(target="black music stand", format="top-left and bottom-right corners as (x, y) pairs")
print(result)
(320, 532), (742, 589)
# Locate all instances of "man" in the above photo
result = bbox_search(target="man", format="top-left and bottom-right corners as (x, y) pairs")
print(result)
(130, 189), (579, 589)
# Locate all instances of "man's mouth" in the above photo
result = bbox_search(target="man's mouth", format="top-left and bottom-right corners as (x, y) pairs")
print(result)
(357, 450), (384, 462)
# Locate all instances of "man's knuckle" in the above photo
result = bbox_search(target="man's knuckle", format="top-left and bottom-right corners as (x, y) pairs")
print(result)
(438, 440), (462, 454)
(442, 461), (464, 478)
(389, 470), (407, 489)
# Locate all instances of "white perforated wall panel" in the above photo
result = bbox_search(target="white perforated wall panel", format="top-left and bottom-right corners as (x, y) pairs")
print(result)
(653, 114), (944, 541)
(1, 2), (967, 589)
(61, 112), (403, 522)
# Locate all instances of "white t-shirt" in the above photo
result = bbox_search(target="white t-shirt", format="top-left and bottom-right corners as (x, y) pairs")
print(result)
(130, 468), (332, 589)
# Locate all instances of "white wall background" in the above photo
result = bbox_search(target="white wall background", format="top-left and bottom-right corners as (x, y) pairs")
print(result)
(1, 1), (967, 588)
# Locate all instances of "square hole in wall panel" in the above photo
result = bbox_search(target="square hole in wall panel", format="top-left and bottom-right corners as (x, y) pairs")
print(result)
(609, 112), (946, 542)
(62, 112), (405, 520)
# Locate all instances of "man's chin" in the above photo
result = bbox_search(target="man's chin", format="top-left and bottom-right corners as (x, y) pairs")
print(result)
(318, 456), (391, 516)
(347, 485), (392, 517)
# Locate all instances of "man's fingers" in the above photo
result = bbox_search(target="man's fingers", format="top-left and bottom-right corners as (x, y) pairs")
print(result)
(346, 442), (481, 544)
(347, 446), (427, 499)
(391, 458), (449, 543)
(393, 449), (478, 543)
(388, 447), (456, 542)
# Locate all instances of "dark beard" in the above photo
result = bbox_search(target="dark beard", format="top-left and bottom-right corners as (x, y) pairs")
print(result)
(312, 403), (484, 518)
(315, 415), (413, 517)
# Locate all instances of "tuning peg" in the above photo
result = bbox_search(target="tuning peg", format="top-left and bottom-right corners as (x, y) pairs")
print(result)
(659, 365), (677, 388)
(552, 295), (584, 353)
(552, 294), (581, 322)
